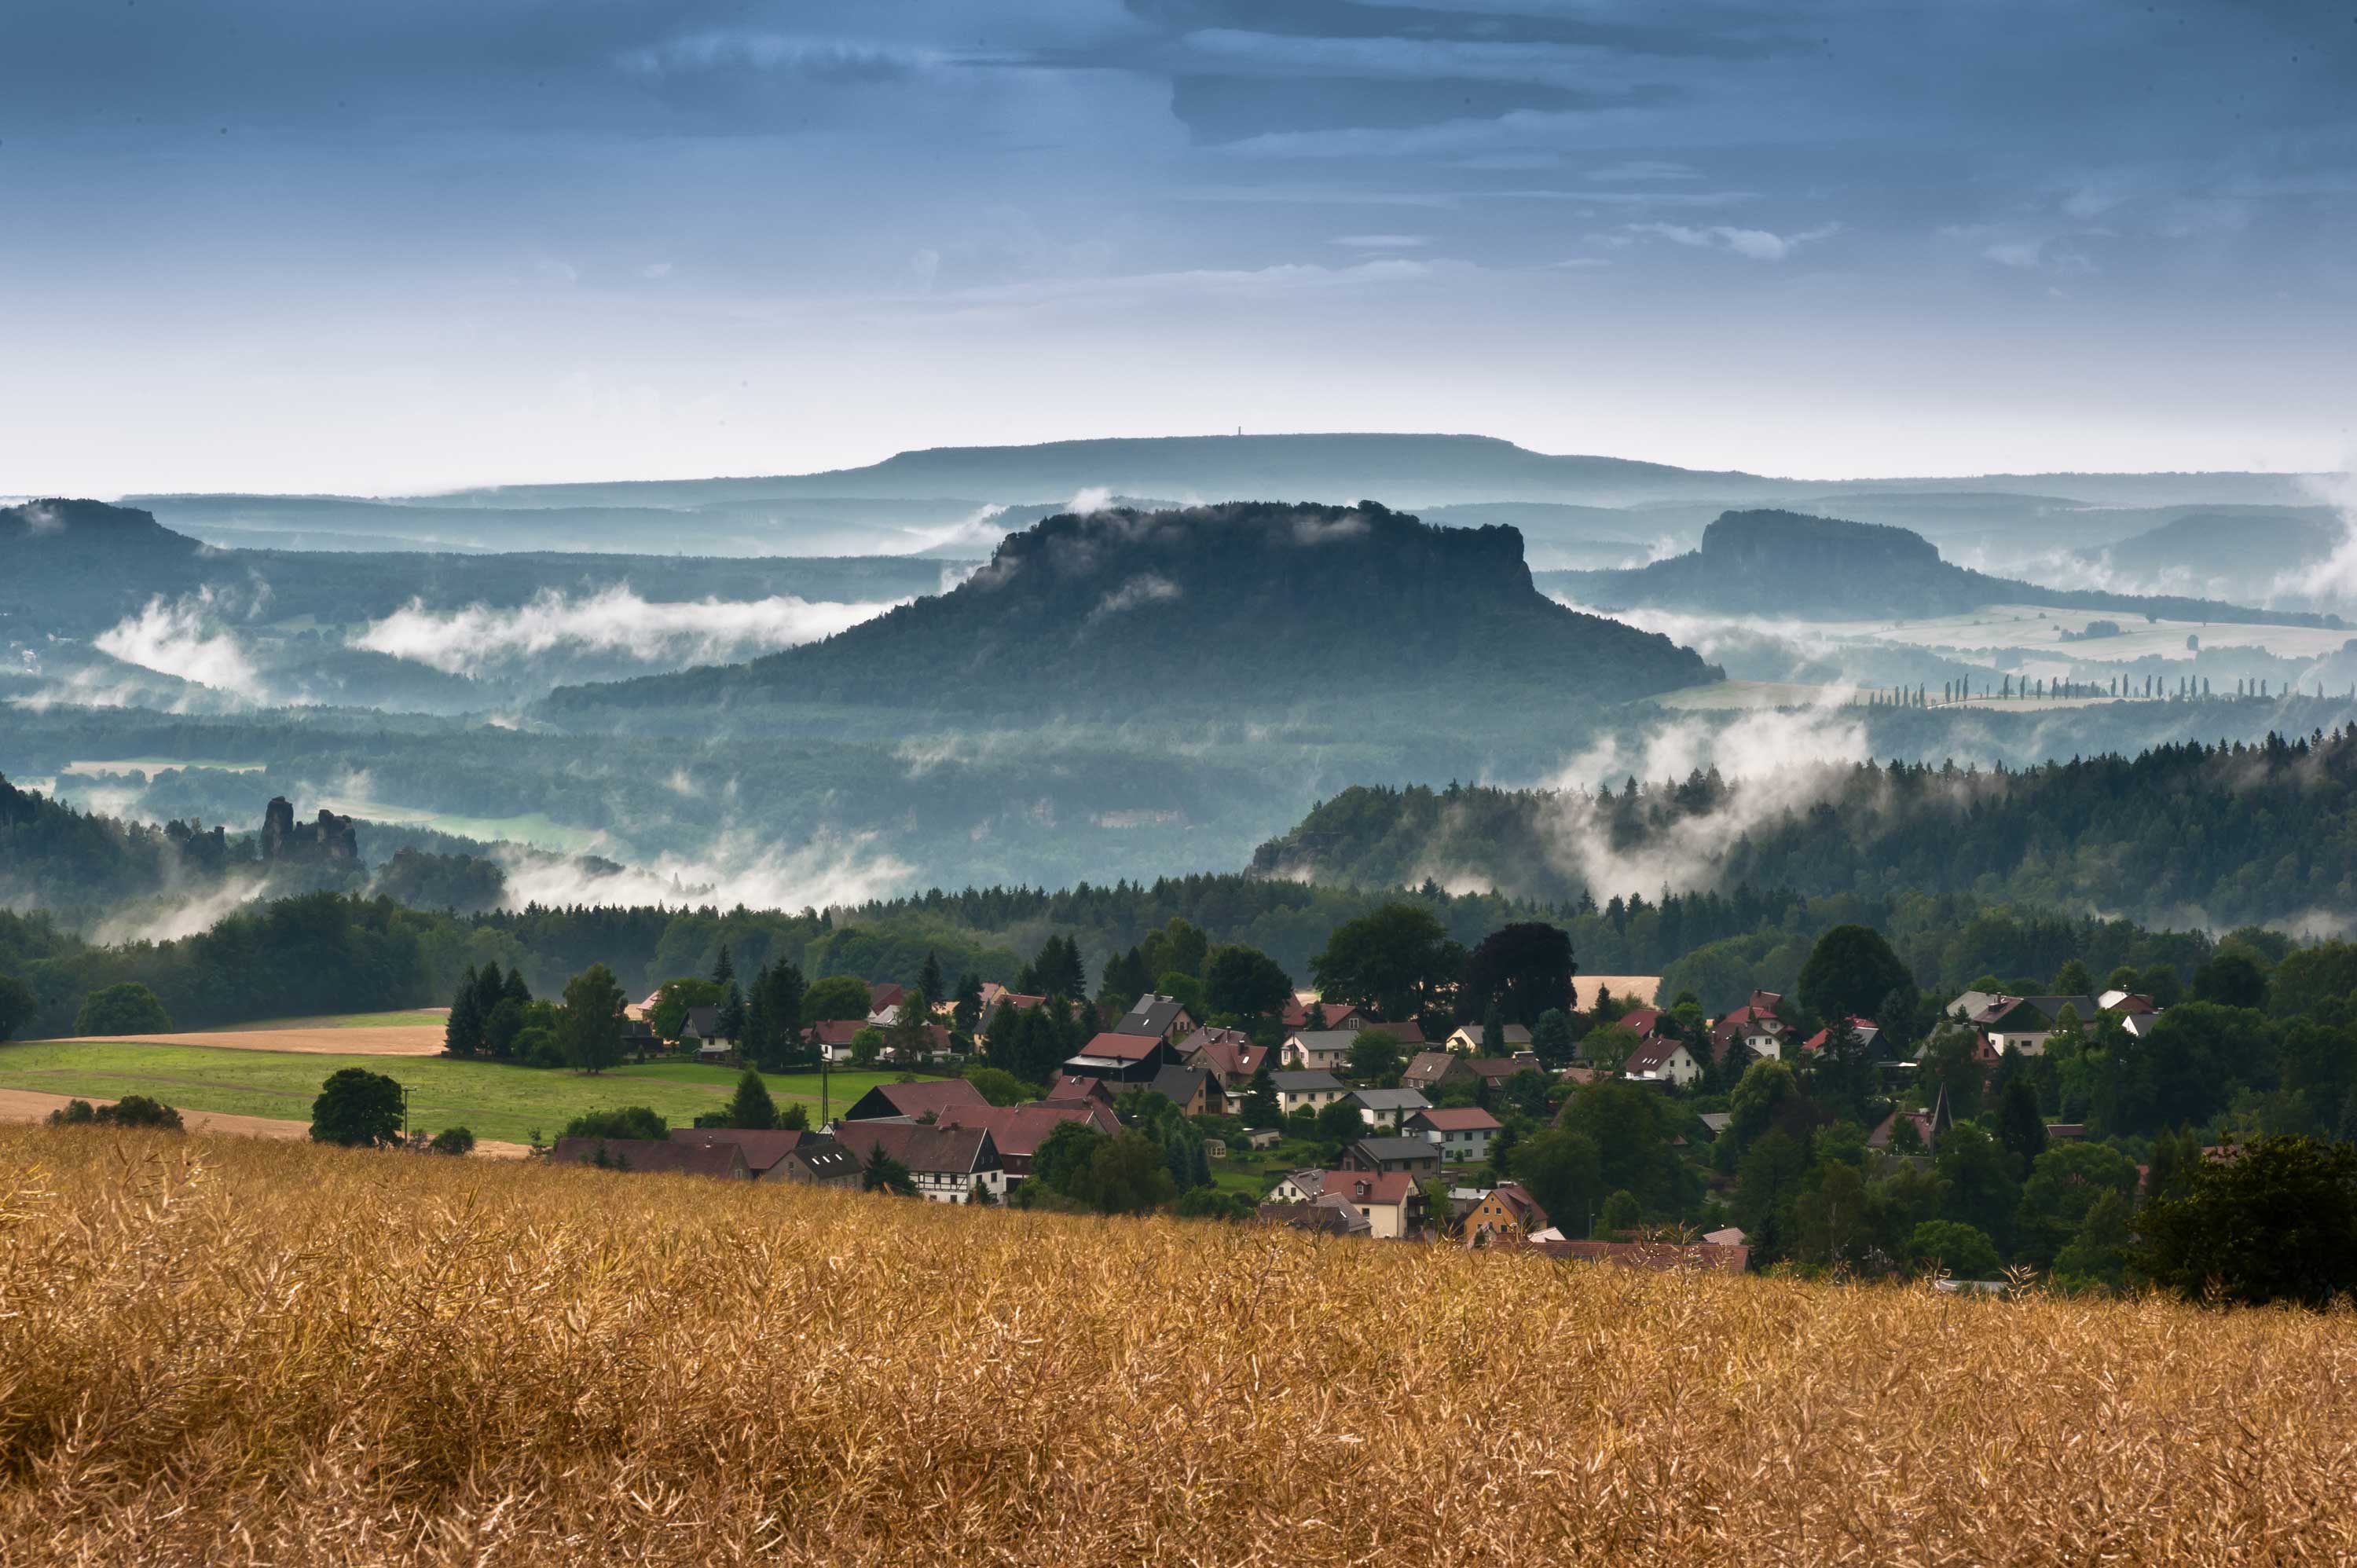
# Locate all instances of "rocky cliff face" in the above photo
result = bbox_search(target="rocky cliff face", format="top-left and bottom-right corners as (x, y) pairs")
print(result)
(261, 797), (358, 863)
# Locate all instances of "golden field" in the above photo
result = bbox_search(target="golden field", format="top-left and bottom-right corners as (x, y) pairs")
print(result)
(4, 1127), (2357, 1565)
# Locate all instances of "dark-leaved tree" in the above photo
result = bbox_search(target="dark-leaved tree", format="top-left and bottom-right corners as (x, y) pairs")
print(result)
(2136, 1135), (2357, 1307)
(310, 1068), (405, 1148)
(1459, 922), (1575, 1028)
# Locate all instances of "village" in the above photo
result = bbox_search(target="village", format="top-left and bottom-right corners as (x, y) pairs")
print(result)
(533, 925), (2185, 1283)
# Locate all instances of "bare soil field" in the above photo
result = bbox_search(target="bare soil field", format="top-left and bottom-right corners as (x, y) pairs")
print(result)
(23, 1024), (446, 1056)
(0, 1088), (529, 1157)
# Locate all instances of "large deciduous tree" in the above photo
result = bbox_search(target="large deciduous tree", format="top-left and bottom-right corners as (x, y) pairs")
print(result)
(310, 1067), (405, 1148)
(1311, 903), (1463, 1021)
(1459, 922), (1575, 1028)
(1203, 944), (1293, 1020)
(1795, 925), (1916, 1032)
(559, 964), (628, 1075)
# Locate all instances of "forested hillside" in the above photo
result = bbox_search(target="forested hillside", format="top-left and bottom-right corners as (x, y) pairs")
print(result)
(548, 500), (1722, 717)
(1553, 509), (2341, 625)
(1253, 728), (2357, 932)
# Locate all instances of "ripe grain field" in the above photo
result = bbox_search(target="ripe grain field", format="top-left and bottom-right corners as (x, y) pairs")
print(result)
(5, 1129), (2357, 1564)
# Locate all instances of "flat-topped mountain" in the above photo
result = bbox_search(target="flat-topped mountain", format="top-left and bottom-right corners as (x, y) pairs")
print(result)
(1549, 509), (2339, 627)
(546, 500), (1723, 718)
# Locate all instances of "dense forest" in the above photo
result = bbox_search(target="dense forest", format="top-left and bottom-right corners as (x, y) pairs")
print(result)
(1253, 727), (2357, 932)
(548, 501), (1722, 717)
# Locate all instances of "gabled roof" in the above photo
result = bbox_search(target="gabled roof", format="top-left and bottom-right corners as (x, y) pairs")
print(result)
(1331, 1169), (1418, 1207)
(937, 1101), (1117, 1157)
(832, 1119), (999, 1176)
(1258, 1193), (1372, 1236)
(1282, 997), (1363, 1031)
(1800, 1017), (1879, 1052)
(1624, 1033), (1694, 1075)
(1043, 1073), (1116, 1107)
(685, 1006), (725, 1038)
(1360, 1019), (1428, 1045)
(1347, 1087), (1433, 1112)
(1180, 1028), (1267, 1079)
(867, 982), (906, 1010)
(1351, 1136), (1439, 1166)
(1449, 1023), (1533, 1046)
(845, 1078), (989, 1121)
(1611, 1006), (1663, 1039)
(1286, 1030), (1359, 1053)
(808, 1019), (869, 1046)
(1463, 1058), (1530, 1082)
(1149, 1064), (1218, 1105)
(782, 1136), (862, 1180)
(1080, 1031), (1167, 1062)
(669, 1127), (816, 1174)
(1270, 1070), (1343, 1093)
(1408, 1106), (1500, 1133)
(1480, 1181), (1549, 1230)
(1402, 1050), (1465, 1084)
(551, 1138), (746, 1179)
(1115, 995), (1188, 1037)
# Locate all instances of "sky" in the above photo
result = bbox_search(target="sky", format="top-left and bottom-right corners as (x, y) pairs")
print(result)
(3, 0), (2354, 496)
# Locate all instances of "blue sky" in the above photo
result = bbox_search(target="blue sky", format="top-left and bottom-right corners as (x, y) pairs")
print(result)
(3, 0), (2353, 494)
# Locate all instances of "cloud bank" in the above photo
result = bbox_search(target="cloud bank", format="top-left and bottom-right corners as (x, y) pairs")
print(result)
(353, 586), (906, 676)
(92, 590), (268, 703)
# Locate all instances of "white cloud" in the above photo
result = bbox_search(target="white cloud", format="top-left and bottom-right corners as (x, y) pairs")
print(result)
(1068, 486), (1115, 515)
(1527, 696), (1872, 899)
(1331, 233), (1429, 248)
(1292, 511), (1369, 545)
(1626, 222), (1840, 262)
(2294, 462), (2357, 604)
(351, 586), (905, 676)
(1088, 573), (1181, 621)
(93, 590), (267, 703)
(497, 830), (911, 914)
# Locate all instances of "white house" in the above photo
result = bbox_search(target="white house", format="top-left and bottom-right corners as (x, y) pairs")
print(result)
(1442, 1022), (1532, 1056)
(1623, 1033), (1703, 1086)
(1406, 1106), (1500, 1163)
(1282, 1030), (1358, 1072)
(1270, 1070), (1347, 1116)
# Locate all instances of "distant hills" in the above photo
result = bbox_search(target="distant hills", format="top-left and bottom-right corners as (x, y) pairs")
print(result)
(121, 432), (2335, 564)
(1547, 510), (2342, 628)
(545, 500), (1723, 719)
(2070, 507), (2345, 606)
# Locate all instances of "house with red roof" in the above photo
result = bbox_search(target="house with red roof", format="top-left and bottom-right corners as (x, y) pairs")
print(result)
(840, 1077), (990, 1123)
(1710, 991), (1792, 1063)
(1623, 1028), (1703, 1086)
(1269, 1167), (1424, 1239)
(936, 1100), (1119, 1183)
(1281, 995), (1365, 1032)
(1800, 1017), (1881, 1053)
(1179, 1027), (1268, 1090)
(551, 1138), (750, 1181)
(1063, 1030), (1186, 1084)
(1463, 1182), (1549, 1246)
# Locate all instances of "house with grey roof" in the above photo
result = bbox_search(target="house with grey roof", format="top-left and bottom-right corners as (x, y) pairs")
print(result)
(1346, 1086), (1432, 1130)
(1270, 1069), (1346, 1116)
